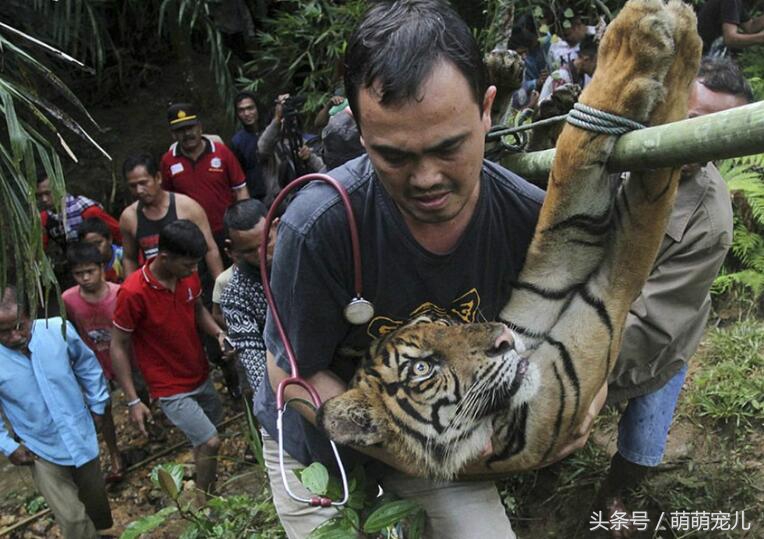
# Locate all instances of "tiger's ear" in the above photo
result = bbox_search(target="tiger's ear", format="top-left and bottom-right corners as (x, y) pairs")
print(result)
(316, 389), (389, 447)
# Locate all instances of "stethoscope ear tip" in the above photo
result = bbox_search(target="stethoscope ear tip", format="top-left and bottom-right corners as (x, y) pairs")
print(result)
(344, 297), (375, 325)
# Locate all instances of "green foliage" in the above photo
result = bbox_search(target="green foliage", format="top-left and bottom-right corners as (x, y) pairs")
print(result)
(23, 495), (47, 514)
(296, 462), (425, 538)
(239, 0), (365, 118)
(159, 0), (238, 118)
(120, 507), (179, 539)
(0, 22), (109, 315)
(739, 46), (764, 101)
(714, 154), (764, 305)
(684, 320), (764, 428)
(124, 461), (286, 538)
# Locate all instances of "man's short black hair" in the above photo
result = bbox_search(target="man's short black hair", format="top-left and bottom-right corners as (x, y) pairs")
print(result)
(234, 90), (258, 108)
(158, 219), (208, 259)
(344, 0), (486, 127)
(223, 199), (268, 238)
(698, 56), (754, 104)
(578, 35), (598, 59)
(36, 170), (49, 184)
(123, 153), (159, 179)
(79, 217), (112, 241)
(66, 241), (105, 268)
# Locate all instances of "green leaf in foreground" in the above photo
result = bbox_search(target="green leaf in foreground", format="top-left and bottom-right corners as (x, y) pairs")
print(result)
(362, 499), (421, 533)
(299, 462), (330, 496)
(306, 516), (357, 539)
(119, 506), (178, 539)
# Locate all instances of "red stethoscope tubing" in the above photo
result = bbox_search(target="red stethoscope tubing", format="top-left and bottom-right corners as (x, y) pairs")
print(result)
(259, 173), (365, 507)
(259, 173), (364, 410)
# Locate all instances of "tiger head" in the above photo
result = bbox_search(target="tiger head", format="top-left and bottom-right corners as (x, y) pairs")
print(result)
(316, 316), (539, 479)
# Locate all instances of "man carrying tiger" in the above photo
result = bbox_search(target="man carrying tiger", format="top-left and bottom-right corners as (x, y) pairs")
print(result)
(257, 0), (703, 538)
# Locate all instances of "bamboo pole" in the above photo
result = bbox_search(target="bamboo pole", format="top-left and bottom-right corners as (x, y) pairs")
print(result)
(500, 101), (764, 182)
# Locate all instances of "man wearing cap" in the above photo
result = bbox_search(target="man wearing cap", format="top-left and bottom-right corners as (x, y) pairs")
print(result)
(161, 102), (250, 253)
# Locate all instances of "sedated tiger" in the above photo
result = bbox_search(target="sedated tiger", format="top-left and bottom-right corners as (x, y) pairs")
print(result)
(317, 0), (704, 479)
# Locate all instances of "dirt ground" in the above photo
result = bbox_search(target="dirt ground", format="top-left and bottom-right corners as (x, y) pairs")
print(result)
(0, 371), (260, 539)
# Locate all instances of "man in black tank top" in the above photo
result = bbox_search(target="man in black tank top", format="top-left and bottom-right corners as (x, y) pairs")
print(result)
(136, 192), (178, 265)
(118, 154), (223, 278)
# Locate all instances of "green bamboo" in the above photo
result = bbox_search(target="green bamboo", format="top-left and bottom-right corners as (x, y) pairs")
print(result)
(500, 101), (764, 181)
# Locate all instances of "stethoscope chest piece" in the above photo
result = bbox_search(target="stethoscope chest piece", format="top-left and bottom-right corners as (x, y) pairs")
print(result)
(344, 297), (375, 325)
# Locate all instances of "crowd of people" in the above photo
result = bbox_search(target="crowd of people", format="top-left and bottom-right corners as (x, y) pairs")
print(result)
(0, 1), (758, 538)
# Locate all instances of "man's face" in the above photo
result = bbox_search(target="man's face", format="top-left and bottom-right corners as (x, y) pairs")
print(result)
(126, 165), (163, 205)
(162, 254), (201, 279)
(71, 262), (104, 293)
(0, 306), (31, 350)
(236, 97), (259, 127)
(357, 61), (495, 226)
(564, 20), (587, 45)
(682, 80), (749, 178)
(36, 178), (54, 211)
(229, 218), (277, 268)
(82, 232), (112, 261)
(578, 54), (597, 77)
(171, 123), (204, 154)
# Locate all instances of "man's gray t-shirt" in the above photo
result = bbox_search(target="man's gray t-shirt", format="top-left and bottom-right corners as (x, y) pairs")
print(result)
(254, 155), (544, 465)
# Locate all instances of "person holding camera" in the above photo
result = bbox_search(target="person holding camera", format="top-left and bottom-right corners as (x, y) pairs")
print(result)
(257, 93), (324, 196)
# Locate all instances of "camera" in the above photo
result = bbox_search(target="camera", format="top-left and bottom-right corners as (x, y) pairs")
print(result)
(282, 95), (307, 118)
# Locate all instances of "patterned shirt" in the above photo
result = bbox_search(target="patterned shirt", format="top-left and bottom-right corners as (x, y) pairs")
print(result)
(220, 262), (268, 391)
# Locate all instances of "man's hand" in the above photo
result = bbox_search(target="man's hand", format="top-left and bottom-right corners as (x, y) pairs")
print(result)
(91, 412), (104, 433)
(217, 331), (236, 361)
(129, 401), (152, 437)
(329, 95), (345, 107)
(297, 145), (313, 161)
(9, 445), (36, 466)
(548, 382), (608, 464)
(274, 93), (290, 121)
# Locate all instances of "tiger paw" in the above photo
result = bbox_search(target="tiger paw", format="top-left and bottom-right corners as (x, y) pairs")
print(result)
(583, 0), (701, 125)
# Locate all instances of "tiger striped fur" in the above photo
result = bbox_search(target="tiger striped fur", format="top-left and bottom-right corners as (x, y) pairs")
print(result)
(317, 0), (703, 479)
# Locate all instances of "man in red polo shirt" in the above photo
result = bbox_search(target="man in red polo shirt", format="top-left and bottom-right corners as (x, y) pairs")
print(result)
(110, 219), (228, 494)
(160, 102), (249, 244)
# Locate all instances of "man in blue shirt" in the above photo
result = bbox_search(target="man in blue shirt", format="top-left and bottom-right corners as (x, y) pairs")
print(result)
(0, 285), (113, 539)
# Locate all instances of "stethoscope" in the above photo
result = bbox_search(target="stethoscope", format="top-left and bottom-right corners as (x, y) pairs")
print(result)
(259, 173), (375, 507)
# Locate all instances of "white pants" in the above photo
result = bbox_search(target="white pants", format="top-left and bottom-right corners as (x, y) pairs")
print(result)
(262, 432), (516, 539)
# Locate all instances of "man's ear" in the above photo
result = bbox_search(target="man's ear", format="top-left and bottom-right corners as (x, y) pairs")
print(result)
(316, 389), (388, 447)
(482, 85), (498, 132)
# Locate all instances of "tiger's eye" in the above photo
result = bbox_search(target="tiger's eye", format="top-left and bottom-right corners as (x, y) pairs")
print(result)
(413, 360), (431, 375)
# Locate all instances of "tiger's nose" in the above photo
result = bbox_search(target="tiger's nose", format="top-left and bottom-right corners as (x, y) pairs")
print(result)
(486, 324), (514, 357)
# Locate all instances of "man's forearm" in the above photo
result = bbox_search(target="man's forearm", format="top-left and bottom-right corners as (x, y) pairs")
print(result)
(110, 333), (139, 401)
(196, 300), (223, 338)
(266, 351), (419, 474)
(266, 351), (345, 424)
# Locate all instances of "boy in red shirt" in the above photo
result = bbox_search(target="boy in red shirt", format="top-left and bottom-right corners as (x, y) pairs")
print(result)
(110, 220), (228, 494)
(62, 242), (124, 481)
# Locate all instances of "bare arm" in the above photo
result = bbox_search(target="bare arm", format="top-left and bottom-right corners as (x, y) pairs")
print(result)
(722, 22), (764, 48)
(741, 14), (764, 34)
(120, 208), (139, 276)
(181, 197), (224, 279)
(211, 303), (226, 329)
(110, 326), (151, 436)
(195, 298), (225, 351)
(233, 185), (250, 201)
(266, 351), (420, 475)
(110, 327), (140, 403)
